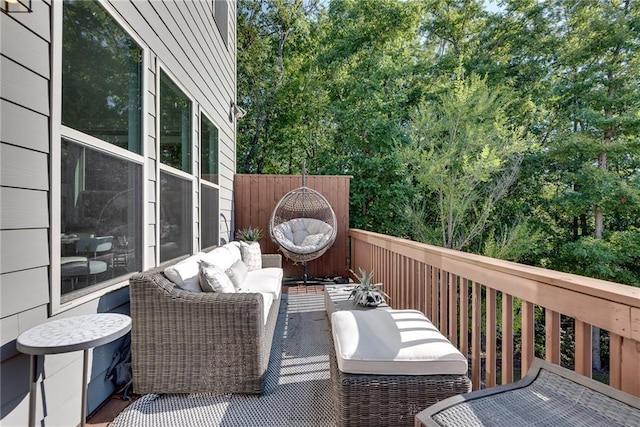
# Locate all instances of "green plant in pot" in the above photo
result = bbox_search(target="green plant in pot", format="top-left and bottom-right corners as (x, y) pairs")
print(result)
(236, 226), (263, 242)
(349, 268), (389, 307)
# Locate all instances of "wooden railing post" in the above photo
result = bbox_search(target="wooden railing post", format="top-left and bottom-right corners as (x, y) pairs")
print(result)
(545, 310), (561, 365)
(501, 294), (513, 385)
(575, 320), (592, 378)
(486, 288), (497, 388)
(471, 281), (482, 390)
(521, 301), (535, 377)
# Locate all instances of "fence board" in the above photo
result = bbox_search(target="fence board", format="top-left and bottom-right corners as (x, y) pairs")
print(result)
(234, 174), (351, 278)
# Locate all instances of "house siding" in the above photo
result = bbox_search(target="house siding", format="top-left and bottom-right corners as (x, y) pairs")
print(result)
(0, 0), (236, 425)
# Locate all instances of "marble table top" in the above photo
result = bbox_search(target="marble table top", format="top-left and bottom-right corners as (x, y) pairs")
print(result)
(17, 313), (131, 355)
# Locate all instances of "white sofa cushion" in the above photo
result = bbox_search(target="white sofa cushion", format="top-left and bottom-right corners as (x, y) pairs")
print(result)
(199, 261), (236, 293)
(239, 241), (262, 271)
(243, 268), (283, 300)
(331, 309), (468, 375)
(224, 241), (243, 264)
(163, 252), (206, 292)
(225, 259), (248, 291)
(200, 245), (238, 271)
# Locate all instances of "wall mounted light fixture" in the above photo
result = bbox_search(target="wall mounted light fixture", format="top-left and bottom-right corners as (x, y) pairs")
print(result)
(2, 0), (32, 14)
(229, 100), (247, 122)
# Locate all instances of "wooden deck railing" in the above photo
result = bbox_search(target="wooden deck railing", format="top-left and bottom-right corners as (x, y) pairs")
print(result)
(349, 228), (640, 397)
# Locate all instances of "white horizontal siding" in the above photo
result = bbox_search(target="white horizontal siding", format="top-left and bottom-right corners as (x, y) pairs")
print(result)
(0, 100), (49, 153)
(1, 0), (236, 424)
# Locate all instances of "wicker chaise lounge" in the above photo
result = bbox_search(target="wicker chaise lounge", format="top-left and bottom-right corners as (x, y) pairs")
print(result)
(415, 358), (640, 426)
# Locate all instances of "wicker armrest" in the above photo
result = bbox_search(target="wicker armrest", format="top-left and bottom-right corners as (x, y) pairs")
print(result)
(261, 253), (282, 268)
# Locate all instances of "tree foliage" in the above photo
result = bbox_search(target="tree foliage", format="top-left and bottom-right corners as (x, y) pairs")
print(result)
(237, 0), (640, 285)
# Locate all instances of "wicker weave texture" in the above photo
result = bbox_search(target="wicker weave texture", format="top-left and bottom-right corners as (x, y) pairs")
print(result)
(415, 358), (640, 427)
(269, 186), (338, 263)
(328, 334), (471, 427)
(423, 365), (640, 427)
(130, 255), (281, 395)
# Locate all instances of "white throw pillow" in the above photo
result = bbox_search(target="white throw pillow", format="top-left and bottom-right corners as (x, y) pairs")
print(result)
(164, 253), (205, 292)
(225, 259), (248, 290)
(301, 233), (324, 248)
(199, 260), (236, 293)
(239, 241), (262, 271)
(200, 245), (236, 271)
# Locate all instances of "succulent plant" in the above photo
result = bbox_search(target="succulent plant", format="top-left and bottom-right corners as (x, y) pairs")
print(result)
(236, 226), (263, 242)
(348, 268), (389, 307)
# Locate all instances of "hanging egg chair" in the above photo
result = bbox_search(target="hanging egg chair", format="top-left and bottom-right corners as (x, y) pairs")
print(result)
(269, 167), (337, 283)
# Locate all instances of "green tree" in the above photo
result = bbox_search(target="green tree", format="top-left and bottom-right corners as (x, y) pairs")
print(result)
(315, 0), (424, 235)
(549, 0), (640, 371)
(237, 0), (326, 173)
(403, 69), (534, 250)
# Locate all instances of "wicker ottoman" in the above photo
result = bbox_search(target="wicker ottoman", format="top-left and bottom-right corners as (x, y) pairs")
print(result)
(329, 309), (471, 427)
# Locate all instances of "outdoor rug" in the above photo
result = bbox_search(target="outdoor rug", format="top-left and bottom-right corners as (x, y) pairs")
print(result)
(109, 291), (337, 427)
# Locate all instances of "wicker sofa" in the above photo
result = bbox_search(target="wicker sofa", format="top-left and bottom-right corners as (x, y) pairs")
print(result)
(129, 244), (282, 395)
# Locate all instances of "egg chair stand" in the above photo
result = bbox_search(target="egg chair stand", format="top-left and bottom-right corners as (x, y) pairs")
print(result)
(269, 169), (337, 286)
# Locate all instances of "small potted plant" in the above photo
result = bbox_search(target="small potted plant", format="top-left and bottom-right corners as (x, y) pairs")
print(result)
(235, 226), (264, 270)
(236, 226), (263, 242)
(349, 268), (389, 307)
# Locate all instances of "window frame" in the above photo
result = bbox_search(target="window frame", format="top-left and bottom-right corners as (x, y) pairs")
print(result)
(199, 109), (221, 251)
(156, 63), (198, 263)
(51, 0), (148, 315)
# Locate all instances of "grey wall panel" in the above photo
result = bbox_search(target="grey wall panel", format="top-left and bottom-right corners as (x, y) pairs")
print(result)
(146, 91), (155, 117)
(147, 114), (156, 140)
(147, 224), (156, 246)
(0, 57), (49, 116)
(0, 267), (49, 318)
(0, 187), (49, 229)
(0, 353), (31, 422)
(0, 229), (49, 274)
(3, 0), (51, 42)
(147, 181), (156, 203)
(1, 13), (50, 79)
(1, 305), (47, 362)
(0, 101), (49, 153)
(1, 315), (18, 350)
(0, 143), (49, 190)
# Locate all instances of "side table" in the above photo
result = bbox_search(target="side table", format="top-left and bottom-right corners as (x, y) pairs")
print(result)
(17, 313), (132, 427)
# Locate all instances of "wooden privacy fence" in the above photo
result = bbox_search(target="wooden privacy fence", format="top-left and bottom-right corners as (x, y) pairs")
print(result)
(234, 174), (351, 279)
(350, 228), (640, 397)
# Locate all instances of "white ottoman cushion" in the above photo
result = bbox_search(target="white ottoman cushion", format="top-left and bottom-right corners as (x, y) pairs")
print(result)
(331, 309), (468, 375)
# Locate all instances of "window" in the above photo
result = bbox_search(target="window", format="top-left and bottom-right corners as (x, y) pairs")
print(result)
(160, 71), (192, 173)
(159, 71), (193, 262)
(201, 114), (219, 185)
(159, 172), (192, 262)
(62, 0), (142, 153)
(60, 140), (142, 296)
(60, 0), (143, 301)
(201, 114), (220, 249)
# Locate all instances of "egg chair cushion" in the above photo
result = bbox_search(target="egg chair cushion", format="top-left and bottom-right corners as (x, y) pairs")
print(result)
(273, 218), (334, 255)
